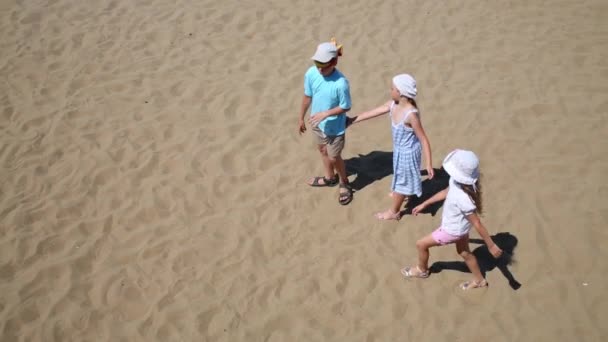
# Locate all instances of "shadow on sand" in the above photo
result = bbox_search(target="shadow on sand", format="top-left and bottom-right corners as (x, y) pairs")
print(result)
(344, 150), (393, 191)
(345, 153), (521, 289)
(430, 232), (522, 290)
(344, 150), (450, 216)
(401, 167), (450, 217)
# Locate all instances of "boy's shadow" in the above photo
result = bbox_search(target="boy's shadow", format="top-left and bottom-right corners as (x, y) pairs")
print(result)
(429, 232), (522, 290)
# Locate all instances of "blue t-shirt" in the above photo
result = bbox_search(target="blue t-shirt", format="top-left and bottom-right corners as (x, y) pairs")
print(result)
(304, 66), (351, 136)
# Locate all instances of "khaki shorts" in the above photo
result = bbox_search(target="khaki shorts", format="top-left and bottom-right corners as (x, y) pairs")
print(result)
(312, 126), (345, 158)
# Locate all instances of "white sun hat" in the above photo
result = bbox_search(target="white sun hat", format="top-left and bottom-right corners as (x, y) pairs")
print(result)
(442, 149), (480, 185)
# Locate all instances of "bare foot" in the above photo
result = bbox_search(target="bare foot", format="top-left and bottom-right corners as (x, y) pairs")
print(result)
(374, 209), (401, 221)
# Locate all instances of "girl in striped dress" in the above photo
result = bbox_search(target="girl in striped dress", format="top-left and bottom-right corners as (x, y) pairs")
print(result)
(348, 74), (433, 220)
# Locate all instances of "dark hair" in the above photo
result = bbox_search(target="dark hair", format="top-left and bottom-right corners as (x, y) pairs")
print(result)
(459, 177), (483, 215)
(408, 97), (418, 109)
(398, 96), (418, 109)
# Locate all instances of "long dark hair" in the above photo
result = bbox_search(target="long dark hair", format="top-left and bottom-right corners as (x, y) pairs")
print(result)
(396, 96), (418, 110)
(459, 177), (483, 215)
(408, 97), (418, 109)
(400, 96), (418, 109)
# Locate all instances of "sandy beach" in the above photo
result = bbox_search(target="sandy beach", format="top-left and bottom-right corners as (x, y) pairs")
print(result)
(1, 0), (607, 341)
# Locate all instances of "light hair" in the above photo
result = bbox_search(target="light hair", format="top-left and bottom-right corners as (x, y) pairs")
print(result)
(458, 177), (483, 215)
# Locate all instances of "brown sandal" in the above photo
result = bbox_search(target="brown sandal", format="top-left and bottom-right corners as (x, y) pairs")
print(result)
(308, 175), (338, 187)
(338, 183), (353, 205)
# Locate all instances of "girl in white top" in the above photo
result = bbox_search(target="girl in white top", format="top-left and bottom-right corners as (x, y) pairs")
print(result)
(401, 149), (503, 290)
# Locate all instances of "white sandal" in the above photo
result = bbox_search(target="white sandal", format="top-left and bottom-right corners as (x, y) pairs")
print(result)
(401, 266), (430, 278)
(460, 279), (488, 290)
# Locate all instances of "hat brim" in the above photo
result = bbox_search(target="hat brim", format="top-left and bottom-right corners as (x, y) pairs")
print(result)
(443, 161), (475, 185)
(442, 151), (478, 185)
(310, 54), (333, 63)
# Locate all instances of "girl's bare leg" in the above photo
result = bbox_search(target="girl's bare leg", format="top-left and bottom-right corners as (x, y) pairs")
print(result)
(455, 236), (487, 288)
(375, 193), (406, 220)
(416, 234), (440, 271)
(401, 234), (440, 277)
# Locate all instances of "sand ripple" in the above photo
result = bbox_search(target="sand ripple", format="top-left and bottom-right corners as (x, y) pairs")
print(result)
(1, 0), (607, 341)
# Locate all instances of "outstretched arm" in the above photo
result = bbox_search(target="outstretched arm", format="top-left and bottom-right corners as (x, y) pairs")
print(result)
(411, 188), (448, 215)
(409, 113), (434, 179)
(348, 101), (392, 126)
(466, 213), (503, 258)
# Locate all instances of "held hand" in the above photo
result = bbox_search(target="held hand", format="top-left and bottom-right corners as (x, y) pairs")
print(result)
(309, 112), (327, 127)
(298, 119), (307, 135)
(426, 165), (435, 179)
(411, 203), (427, 216)
(489, 244), (503, 258)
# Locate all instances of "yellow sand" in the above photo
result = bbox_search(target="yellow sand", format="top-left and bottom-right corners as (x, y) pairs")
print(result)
(1, 0), (607, 341)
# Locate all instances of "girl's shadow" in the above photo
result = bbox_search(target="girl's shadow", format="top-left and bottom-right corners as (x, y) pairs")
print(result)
(429, 232), (522, 290)
(344, 151), (393, 191)
(345, 152), (449, 213)
(401, 167), (450, 217)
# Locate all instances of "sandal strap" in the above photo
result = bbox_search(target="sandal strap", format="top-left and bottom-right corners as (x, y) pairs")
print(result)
(461, 279), (488, 290)
(416, 266), (430, 277)
(324, 175), (338, 184)
(338, 183), (353, 205)
(310, 175), (338, 186)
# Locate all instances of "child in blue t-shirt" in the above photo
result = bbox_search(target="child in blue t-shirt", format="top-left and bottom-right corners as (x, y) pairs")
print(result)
(298, 39), (353, 205)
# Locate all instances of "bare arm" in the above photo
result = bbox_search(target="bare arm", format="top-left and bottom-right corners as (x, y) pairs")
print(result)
(299, 95), (312, 120)
(298, 95), (312, 134)
(466, 213), (503, 258)
(309, 105), (351, 126)
(409, 113), (434, 179)
(422, 188), (448, 206)
(310, 80), (352, 126)
(411, 188), (448, 215)
(350, 101), (392, 125)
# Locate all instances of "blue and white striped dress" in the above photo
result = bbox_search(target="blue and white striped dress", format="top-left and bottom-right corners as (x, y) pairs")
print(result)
(390, 102), (422, 197)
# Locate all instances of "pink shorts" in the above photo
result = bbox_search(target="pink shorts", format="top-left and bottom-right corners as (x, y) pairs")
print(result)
(431, 227), (467, 245)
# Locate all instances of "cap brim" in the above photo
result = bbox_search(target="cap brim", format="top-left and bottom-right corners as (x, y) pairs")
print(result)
(311, 54), (332, 63)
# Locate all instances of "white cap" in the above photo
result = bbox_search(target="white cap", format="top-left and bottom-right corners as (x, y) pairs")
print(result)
(311, 42), (339, 63)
